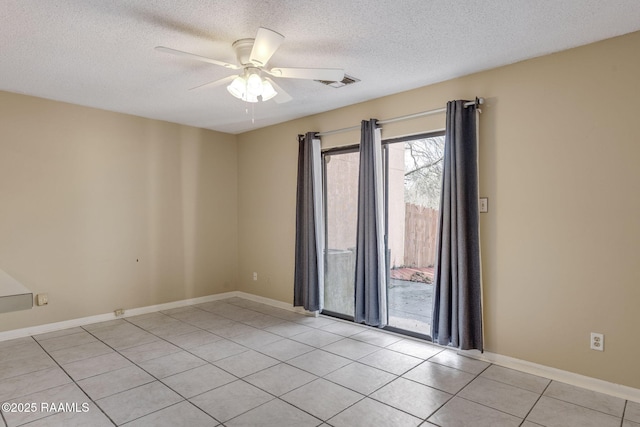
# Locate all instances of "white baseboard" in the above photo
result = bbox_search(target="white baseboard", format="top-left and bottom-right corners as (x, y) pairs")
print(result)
(460, 349), (640, 403)
(2, 291), (638, 403)
(0, 291), (315, 343)
(236, 293), (640, 402)
(234, 291), (316, 316)
(0, 291), (239, 342)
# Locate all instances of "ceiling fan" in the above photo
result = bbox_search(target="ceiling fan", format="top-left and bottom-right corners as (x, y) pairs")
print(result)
(156, 27), (345, 104)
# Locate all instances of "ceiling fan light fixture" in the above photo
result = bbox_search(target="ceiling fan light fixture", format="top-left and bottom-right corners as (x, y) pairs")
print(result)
(261, 79), (277, 101)
(227, 71), (277, 103)
(227, 75), (247, 100)
(246, 72), (263, 97)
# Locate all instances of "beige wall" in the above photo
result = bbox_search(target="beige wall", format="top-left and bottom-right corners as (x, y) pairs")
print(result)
(0, 92), (238, 331)
(237, 31), (640, 388)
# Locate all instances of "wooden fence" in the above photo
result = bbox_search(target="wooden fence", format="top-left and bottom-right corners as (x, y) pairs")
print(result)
(403, 204), (439, 268)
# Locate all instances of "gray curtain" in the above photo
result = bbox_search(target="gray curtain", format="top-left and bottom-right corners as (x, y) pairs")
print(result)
(431, 100), (483, 351)
(354, 119), (387, 327)
(294, 132), (324, 311)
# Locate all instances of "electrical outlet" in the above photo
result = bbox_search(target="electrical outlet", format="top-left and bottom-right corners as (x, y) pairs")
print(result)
(590, 332), (604, 351)
(114, 308), (125, 317)
(36, 293), (48, 306)
(252, 272), (258, 281)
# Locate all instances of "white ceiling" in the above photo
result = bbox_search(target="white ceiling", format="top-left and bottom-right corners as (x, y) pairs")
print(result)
(2, 1), (640, 134)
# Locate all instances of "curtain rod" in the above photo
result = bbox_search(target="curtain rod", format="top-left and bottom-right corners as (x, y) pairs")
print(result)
(316, 97), (484, 137)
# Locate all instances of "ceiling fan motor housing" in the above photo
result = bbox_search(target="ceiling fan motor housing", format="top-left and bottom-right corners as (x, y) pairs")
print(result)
(232, 38), (257, 66)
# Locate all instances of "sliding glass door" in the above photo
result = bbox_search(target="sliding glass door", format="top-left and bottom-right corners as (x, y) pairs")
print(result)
(321, 132), (444, 337)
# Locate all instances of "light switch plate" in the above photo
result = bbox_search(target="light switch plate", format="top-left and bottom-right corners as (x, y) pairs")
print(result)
(479, 197), (488, 213)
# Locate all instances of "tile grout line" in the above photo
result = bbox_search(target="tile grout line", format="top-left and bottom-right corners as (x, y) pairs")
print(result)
(298, 339), (453, 423)
(518, 376), (553, 425)
(128, 401), (217, 427)
(112, 303), (330, 424)
(80, 321), (205, 424)
(30, 336), (118, 426)
(81, 316), (228, 425)
(158, 323), (328, 426)
(542, 382), (627, 420)
(175, 300), (440, 424)
(424, 361), (494, 424)
(137, 301), (482, 425)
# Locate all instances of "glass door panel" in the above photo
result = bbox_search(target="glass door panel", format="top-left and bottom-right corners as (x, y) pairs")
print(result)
(322, 150), (359, 318)
(385, 134), (444, 334)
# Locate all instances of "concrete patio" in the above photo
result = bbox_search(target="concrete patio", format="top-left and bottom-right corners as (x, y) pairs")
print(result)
(388, 278), (433, 335)
(324, 251), (433, 335)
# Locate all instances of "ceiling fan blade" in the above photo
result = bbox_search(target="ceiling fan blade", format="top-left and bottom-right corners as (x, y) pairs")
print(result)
(268, 67), (344, 82)
(155, 46), (240, 70)
(189, 75), (237, 91)
(265, 78), (292, 104)
(249, 27), (284, 66)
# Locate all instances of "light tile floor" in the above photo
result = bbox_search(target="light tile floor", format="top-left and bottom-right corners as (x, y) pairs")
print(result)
(0, 296), (638, 426)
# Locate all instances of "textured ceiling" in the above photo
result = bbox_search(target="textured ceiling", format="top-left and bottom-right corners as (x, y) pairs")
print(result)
(1, 0), (640, 134)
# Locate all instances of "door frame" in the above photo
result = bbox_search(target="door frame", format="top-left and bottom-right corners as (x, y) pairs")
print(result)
(319, 131), (444, 341)
(381, 131), (444, 341)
